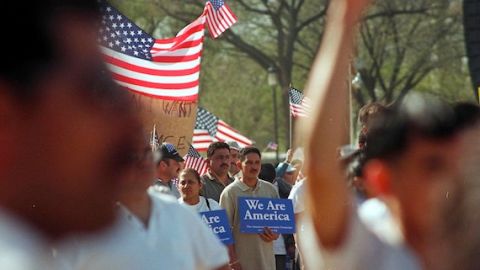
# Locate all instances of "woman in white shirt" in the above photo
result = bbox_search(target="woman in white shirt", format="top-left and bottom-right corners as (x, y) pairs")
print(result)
(178, 168), (221, 212)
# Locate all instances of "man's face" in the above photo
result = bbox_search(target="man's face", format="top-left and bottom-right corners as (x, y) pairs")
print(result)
(160, 159), (182, 180)
(284, 171), (296, 185)
(240, 153), (261, 179)
(2, 15), (141, 237)
(229, 149), (240, 175)
(209, 148), (230, 176)
(388, 135), (462, 246)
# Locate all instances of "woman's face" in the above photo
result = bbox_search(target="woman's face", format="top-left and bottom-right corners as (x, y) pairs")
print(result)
(178, 171), (202, 202)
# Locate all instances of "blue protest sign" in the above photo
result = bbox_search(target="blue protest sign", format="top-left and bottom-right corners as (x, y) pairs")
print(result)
(199, 209), (234, 245)
(238, 197), (296, 234)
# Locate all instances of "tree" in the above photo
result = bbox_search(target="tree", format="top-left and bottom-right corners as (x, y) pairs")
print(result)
(353, 0), (468, 107)
(109, 0), (473, 150)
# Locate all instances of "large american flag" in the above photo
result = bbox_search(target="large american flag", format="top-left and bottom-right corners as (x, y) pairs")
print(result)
(289, 87), (311, 118)
(193, 107), (253, 151)
(99, 1), (236, 101)
(184, 145), (209, 176)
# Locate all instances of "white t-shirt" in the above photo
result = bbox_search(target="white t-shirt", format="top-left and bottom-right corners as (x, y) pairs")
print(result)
(288, 179), (306, 214)
(59, 192), (229, 270)
(300, 211), (421, 270)
(358, 198), (402, 245)
(0, 209), (55, 270)
(178, 197), (222, 213)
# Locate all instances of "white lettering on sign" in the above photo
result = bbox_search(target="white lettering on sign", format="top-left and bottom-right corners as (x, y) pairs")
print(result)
(245, 199), (264, 210)
(243, 210), (290, 221)
(202, 214), (227, 235)
(266, 201), (286, 211)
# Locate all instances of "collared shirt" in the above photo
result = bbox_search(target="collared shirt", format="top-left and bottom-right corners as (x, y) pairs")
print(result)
(201, 172), (234, 202)
(220, 179), (279, 270)
(151, 178), (181, 199)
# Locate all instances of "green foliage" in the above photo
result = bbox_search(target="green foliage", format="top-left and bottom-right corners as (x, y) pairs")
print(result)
(109, 0), (475, 150)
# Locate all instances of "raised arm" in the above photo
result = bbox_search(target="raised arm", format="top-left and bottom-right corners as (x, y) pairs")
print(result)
(299, 0), (371, 248)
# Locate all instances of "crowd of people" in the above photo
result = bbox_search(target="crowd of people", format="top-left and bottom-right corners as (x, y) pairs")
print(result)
(3, 0), (480, 270)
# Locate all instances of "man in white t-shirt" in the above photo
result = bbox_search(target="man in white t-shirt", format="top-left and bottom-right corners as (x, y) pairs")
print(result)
(0, 1), (143, 269)
(62, 140), (230, 270)
(298, 0), (466, 269)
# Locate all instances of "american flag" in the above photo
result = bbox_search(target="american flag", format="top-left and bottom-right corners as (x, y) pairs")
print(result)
(193, 107), (253, 151)
(266, 141), (278, 151)
(289, 87), (311, 118)
(99, 1), (236, 101)
(205, 0), (238, 38)
(184, 145), (209, 176)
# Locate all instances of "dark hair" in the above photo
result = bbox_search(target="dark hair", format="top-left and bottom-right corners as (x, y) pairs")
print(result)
(345, 150), (366, 182)
(207, 142), (230, 158)
(454, 102), (480, 131)
(259, 163), (276, 183)
(365, 94), (458, 162)
(358, 102), (388, 127)
(239, 146), (261, 161)
(1, 0), (99, 100)
(179, 168), (201, 183)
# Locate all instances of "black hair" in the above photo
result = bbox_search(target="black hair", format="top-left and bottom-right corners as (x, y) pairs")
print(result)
(365, 94), (458, 162)
(239, 146), (261, 161)
(259, 163), (276, 183)
(454, 102), (480, 131)
(207, 142), (230, 158)
(1, 0), (100, 100)
(179, 168), (201, 183)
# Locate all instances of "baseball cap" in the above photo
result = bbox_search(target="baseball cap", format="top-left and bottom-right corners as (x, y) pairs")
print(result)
(159, 143), (184, 162)
(226, 141), (241, 151)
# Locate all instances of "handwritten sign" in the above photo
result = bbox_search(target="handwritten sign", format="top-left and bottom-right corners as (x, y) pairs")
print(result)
(238, 197), (296, 234)
(129, 92), (197, 156)
(200, 209), (234, 245)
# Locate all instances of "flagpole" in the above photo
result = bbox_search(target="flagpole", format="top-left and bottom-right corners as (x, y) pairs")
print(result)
(289, 83), (293, 149)
(289, 106), (293, 149)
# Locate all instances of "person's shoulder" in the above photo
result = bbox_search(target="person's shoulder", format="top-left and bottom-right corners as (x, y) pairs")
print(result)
(222, 179), (240, 192)
(259, 179), (278, 194)
(290, 179), (306, 195)
(259, 179), (276, 189)
(200, 173), (213, 182)
(149, 191), (180, 207)
(207, 198), (222, 210)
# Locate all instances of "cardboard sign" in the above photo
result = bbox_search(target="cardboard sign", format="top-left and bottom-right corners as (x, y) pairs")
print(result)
(129, 92), (197, 156)
(238, 197), (296, 234)
(199, 209), (234, 245)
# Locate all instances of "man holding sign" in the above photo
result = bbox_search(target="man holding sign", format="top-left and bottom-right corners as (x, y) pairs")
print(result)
(220, 147), (280, 270)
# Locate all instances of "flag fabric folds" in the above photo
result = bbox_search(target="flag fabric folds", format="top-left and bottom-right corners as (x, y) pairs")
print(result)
(184, 145), (209, 176)
(193, 107), (253, 151)
(99, 1), (236, 101)
(289, 87), (311, 118)
(205, 0), (238, 38)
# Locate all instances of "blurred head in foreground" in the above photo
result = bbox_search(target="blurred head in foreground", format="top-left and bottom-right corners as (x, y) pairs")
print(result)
(363, 94), (463, 261)
(0, 0), (141, 239)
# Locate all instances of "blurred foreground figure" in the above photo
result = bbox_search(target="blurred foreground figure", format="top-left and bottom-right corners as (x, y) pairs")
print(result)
(0, 0), (140, 268)
(297, 0), (468, 269)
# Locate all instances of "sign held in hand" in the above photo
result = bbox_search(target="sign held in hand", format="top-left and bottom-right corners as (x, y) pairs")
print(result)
(238, 197), (296, 234)
(199, 209), (234, 245)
